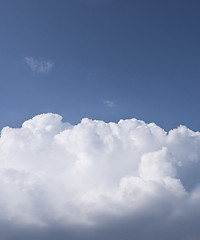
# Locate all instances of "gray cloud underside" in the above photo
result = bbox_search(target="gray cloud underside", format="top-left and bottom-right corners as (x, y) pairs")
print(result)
(0, 113), (200, 239)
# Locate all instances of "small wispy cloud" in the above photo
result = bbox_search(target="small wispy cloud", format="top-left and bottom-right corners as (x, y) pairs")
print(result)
(25, 57), (53, 74)
(103, 100), (115, 107)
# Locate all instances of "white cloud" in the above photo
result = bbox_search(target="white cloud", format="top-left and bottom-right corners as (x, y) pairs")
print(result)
(25, 57), (53, 74)
(0, 114), (200, 239)
(103, 100), (115, 107)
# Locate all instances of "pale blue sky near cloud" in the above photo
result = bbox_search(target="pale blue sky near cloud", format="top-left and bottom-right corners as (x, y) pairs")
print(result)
(0, 0), (200, 131)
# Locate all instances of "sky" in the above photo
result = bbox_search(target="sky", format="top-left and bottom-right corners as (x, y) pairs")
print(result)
(0, 0), (200, 131)
(1, 0), (200, 239)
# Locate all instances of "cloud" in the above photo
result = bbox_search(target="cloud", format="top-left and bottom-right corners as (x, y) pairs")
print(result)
(0, 113), (200, 239)
(25, 57), (53, 74)
(103, 100), (115, 107)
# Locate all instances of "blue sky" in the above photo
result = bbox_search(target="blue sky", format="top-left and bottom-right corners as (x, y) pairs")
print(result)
(0, 0), (200, 130)
(1, 2), (200, 239)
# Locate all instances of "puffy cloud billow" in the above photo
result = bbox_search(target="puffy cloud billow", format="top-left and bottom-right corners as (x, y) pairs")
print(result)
(0, 113), (200, 239)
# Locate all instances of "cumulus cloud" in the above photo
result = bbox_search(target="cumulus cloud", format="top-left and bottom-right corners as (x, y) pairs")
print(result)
(0, 113), (200, 239)
(25, 57), (53, 74)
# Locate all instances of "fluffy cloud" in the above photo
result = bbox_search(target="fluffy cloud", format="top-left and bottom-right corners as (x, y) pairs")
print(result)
(0, 113), (200, 239)
(25, 57), (53, 74)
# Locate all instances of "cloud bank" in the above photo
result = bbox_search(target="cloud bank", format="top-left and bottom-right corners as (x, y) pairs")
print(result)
(25, 57), (53, 74)
(0, 113), (200, 239)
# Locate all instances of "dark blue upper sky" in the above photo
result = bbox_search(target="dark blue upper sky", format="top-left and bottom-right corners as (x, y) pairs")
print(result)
(0, 0), (200, 131)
